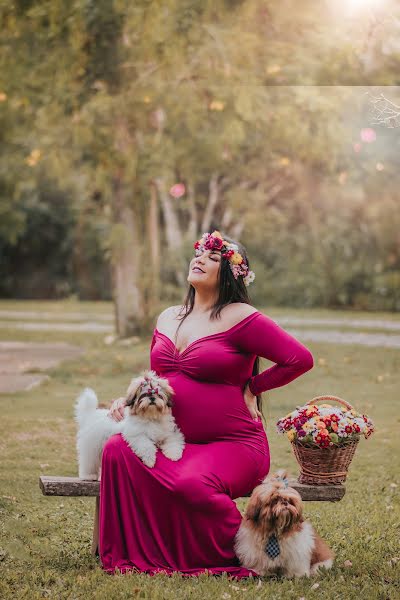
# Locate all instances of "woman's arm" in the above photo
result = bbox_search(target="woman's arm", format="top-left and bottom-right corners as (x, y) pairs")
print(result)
(234, 312), (314, 395)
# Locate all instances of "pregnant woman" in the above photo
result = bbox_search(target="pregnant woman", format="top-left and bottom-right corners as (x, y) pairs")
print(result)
(100, 230), (314, 579)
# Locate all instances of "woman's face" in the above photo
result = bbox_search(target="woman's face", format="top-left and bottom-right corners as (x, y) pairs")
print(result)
(187, 249), (222, 289)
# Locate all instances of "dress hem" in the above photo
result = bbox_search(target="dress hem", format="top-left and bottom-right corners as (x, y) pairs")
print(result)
(100, 563), (261, 580)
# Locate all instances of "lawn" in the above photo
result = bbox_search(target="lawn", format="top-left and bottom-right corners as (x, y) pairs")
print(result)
(0, 301), (398, 599)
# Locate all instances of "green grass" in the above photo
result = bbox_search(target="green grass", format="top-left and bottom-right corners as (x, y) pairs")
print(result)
(0, 301), (399, 599)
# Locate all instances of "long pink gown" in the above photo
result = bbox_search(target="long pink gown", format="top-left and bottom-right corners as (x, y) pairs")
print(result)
(99, 310), (314, 578)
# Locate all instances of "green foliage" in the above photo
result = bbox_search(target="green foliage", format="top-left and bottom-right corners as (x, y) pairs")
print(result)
(1, 0), (400, 310)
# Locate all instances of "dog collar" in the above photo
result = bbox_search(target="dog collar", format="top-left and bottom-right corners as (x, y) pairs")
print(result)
(265, 533), (280, 559)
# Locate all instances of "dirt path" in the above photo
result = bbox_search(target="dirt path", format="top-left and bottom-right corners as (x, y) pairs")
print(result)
(1, 311), (399, 394)
(0, 341), (84, 393)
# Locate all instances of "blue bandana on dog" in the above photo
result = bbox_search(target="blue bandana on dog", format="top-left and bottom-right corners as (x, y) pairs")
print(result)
(265, 533), (280, 559)
(264, 475), (289, 559)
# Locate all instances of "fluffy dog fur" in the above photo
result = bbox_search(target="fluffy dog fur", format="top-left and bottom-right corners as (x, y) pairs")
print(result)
(74, 369), (185, 478)
(234, 469), (335, 578)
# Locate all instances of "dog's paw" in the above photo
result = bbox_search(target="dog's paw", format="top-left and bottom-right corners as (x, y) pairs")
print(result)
(163, 448), (183, 461)
(142, 457), (156, 468)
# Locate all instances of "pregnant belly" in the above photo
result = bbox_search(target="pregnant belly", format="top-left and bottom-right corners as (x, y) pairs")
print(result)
(166, 373), (264, 444)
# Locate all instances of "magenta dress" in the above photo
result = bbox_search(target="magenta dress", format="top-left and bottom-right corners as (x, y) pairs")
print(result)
(99, 310), (314, 578)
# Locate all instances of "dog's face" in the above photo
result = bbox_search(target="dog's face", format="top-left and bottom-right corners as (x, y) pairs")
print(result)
(245, 477), (303, 538)
(125, 369), (175, 419)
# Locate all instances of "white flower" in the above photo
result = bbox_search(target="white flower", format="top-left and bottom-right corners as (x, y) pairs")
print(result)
(243, 270), (255, 286)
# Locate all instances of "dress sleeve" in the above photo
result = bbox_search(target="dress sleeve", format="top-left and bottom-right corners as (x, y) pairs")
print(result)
(234, 312), (314, 395)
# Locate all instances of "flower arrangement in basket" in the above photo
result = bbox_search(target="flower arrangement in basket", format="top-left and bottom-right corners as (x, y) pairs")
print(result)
(276, 395), (375, 485)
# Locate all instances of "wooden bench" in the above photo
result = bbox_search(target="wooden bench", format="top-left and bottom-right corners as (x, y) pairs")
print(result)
(39, 475), (345, 557)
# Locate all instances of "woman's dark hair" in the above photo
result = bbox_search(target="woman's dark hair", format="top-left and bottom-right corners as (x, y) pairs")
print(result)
(173, 231), (265, 421)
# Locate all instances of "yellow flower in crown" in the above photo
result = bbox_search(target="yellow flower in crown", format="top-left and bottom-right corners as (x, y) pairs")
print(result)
(230, 252), (243, 265)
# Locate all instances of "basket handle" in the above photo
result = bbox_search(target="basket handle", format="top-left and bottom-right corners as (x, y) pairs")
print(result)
(306, 395), (354, 412)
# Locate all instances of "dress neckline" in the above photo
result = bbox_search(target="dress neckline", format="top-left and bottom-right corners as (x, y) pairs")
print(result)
(154, 310), (260, 356)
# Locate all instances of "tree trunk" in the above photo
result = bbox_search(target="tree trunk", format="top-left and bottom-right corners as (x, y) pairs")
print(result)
(110, 174), (144, 337)
(201, 173), (219, 232)
(146, 181), (161, 318)
(154, 177), (185, 287)
(186, 181), (198, 240)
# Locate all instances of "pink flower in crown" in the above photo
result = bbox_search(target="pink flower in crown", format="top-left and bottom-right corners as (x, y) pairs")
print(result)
(208, 235), (224, 251)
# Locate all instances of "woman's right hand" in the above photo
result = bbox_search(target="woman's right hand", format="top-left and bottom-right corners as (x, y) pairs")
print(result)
(108, 396), (127, 422)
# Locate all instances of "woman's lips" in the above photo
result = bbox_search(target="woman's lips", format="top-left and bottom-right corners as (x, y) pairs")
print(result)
(192, 267), (205, 273)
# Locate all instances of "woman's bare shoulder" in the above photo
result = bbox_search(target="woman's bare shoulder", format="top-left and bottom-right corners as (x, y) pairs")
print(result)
(155, 305), (183, 329)
(221, 303), (260, 327)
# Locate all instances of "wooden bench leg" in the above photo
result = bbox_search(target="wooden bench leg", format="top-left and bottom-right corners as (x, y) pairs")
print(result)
(92, 496), (99, 557)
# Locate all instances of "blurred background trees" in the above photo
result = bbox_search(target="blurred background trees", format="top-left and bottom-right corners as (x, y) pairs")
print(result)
(1, 0), (400, 335)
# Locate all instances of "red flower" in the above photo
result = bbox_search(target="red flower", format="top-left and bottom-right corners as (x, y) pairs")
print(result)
(208, 236), (224, 250)
(320, 438), (330, 447)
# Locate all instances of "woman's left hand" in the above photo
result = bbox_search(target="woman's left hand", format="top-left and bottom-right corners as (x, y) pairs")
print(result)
(243, 382), (262, 421)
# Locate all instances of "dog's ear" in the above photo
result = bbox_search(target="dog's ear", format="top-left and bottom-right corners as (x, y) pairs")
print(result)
(160, 378), (175, 397)
(245, 492), (263, 523)
(125, 376), (143, 406)
(275, 468), (289, 480)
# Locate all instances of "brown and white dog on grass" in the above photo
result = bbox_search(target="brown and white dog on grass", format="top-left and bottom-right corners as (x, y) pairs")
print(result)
(234, 469), (335, 578)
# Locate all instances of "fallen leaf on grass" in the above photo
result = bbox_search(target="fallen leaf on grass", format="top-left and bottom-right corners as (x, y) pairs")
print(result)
(344, 560), (353, 567)
(311, 582), (320, 590)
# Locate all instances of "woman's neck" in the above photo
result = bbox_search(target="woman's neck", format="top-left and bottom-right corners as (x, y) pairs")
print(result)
(191, 289), (218, 315)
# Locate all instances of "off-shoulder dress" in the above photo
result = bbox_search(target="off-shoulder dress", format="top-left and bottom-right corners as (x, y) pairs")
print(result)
(99, 310), (314, 578)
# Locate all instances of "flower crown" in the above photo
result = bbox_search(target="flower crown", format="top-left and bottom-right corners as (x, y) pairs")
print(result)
(193, 230), (255, 286)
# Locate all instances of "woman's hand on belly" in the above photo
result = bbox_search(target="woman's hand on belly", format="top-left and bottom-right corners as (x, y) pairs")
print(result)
(243, 383), (262, 421)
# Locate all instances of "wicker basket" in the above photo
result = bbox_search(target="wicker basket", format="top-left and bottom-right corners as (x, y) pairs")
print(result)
(291, 395), (359, 485)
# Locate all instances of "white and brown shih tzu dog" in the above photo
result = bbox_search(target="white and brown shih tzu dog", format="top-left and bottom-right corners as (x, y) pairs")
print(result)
(234, 469), (335, 578)
(74, 369), (185, 478)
